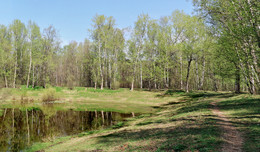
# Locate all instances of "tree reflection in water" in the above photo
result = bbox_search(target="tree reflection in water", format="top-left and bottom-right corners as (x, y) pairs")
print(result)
(0, 108), (135, 151)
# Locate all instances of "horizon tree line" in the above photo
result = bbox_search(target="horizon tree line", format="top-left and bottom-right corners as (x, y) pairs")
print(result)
(0, 2), (259, 94)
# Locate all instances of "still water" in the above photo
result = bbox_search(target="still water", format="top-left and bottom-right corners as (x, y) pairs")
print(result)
(0, 108), (135, 151)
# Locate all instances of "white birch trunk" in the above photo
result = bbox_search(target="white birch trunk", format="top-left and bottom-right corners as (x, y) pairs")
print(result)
(27, 48), (32, 88)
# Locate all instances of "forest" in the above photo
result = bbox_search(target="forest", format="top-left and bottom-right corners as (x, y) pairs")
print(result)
(0, 0), (259, 151)
(0, 0), (259, 94)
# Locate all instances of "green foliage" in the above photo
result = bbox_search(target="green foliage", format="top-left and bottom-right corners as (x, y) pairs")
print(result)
(0, 9), (256, 94)
(217, 96), (260, 151)
(41, 88), (59, 103)
(111, 81), (120, 90)
(112, 122), (125, 129)
(193, 0), (259, 94)
(55, 86), (63, 92)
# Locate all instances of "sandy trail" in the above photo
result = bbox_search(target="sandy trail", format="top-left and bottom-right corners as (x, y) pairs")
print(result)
(211, 101), (243, 152)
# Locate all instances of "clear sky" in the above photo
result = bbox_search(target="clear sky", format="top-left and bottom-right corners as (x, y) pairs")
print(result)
(0, 0), (194, 45)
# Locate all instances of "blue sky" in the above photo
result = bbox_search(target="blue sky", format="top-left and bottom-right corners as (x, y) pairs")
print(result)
(0, 0), (194, 45)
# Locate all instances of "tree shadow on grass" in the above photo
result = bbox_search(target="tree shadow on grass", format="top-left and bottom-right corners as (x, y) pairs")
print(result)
(156, 90), (185, 98)
(215, 97), (260, 151)
(155, 90), (238, 100)
(175, 100), (213, 114)
(184, 92), (240, 99)
(217, 98), (260, 117)
(185, 92), (223, 98)
(162, 101), (183, 106)
(94, 117), (222, 152)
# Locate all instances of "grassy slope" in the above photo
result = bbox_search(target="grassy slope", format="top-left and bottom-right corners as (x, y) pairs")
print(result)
(0, 88), (259, 151)
(216, 94), (260, 151)
(0, 87), (173, 113)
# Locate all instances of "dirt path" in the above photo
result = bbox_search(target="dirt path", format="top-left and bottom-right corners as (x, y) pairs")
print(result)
(211, 101), (243, 152)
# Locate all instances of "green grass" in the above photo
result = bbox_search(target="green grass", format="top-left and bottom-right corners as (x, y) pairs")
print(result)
(28, 91), (225, 152)
(25, 136), (72, 152)
(0, 87), (171, 113)
(0, 88), (259, 151)
(217, 95), (260, 151)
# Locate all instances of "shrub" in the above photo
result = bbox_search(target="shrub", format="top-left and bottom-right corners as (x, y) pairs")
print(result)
(111, 81), (120, 90)
(41, 88), (59, 103)
(112, 122), (125, 129)
(45, 83), (52, 89)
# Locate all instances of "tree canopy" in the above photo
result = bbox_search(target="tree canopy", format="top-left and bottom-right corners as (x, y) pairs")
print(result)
(0, 2), (259, 94)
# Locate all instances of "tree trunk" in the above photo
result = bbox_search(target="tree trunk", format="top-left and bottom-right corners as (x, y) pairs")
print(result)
(32, 65), (35, 88)
(101, 111), (105, 124)
(154, 79), (157, 89)
(113, 49), (118, 89)
(180, 54), (183, 90)
(132, 112), (135, 117)
(250, 75), (256, 94)
(131, 59), (137, 91)
(199, 56), (205, 90)
(27, 49), (32, 88)
(195, 59), (199, 90)
(236, 47), (253, 94)
(12, 108), (14, 137)
(166, 63), (169, 88)
(211, 72), (218, 92)
(95, 110), (97, 118)
(235, 66), (241, 93)
(26, 109), (30, 144)
(98, 39), (103, 90)
(164, 67), (166, 88)
(13, 51), (18, 88)
(3, 66), (8, 88)
(140, 61), (143, 89)
(185, 56), (192, 93)
(131, 79), (134, 91)
(109, 56), (112, 89)
(31, 109), (34, 131)
(2, 108), (7, 121)
(148, 80), (151, 90)
(251, 65), (260, 91)
(101, 75), (103, 90)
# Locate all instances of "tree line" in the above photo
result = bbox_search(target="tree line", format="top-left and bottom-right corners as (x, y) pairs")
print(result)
(0, 1), (259, 94)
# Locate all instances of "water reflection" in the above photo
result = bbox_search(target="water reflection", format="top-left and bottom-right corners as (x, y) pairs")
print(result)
(0, 108), (135, 151)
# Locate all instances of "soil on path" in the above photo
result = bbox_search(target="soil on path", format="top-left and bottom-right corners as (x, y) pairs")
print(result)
(211, 101), (243, 152)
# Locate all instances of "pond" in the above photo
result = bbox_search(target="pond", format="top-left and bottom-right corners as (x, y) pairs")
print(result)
(0, 108), (136, 151)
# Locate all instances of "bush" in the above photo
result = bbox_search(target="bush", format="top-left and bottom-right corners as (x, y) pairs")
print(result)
(112, 122), (125, 129)
(45, 84), (52, 89)
(111, 81), (120, 90)
(41, 88), (59, 103)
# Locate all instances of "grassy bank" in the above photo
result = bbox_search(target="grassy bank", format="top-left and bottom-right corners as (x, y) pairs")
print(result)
(216, 94), (260, 151)
(27, 90), (222, 151)
(1, 88), (259, 151)
(33, 92), (259, 151)
(0, 87), (174, 113)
